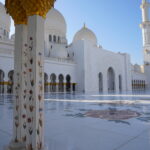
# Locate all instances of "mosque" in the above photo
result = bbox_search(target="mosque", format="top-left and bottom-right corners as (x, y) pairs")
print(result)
(0, 0), (150, 94)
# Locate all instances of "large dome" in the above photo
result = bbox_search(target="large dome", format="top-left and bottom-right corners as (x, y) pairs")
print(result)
(73, 25), (97, 45)
(0, 2), (11, 32)
(45, 8), (67, 36)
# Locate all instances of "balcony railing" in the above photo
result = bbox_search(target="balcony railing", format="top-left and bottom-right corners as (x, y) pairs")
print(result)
(45, 56), (75, 64)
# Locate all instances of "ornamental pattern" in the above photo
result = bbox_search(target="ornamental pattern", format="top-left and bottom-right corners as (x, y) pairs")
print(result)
(26, 37), (44, 150)
(13, 28), (28, 143)
(21, 43), (28, 142)
(5, 1), (55, 149)
(13, 71), (20, 143)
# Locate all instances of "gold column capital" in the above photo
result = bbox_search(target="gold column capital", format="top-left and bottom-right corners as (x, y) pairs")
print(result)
(20, 0), (55, 18)
(5, 0), (55, 24)
(5, 0), (27, 25)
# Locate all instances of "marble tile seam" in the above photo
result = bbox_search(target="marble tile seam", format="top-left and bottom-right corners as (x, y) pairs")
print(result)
(82, 119), (149, 136)
(45, 126), (78, 139)
(0, 129), (12, 136)
(84, 125), (135, 138)
(113, 128), (150, 150)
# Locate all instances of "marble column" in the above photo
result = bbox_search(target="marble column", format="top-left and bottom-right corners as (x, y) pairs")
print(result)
(47, 82), (49, 93)
(64, 79), (66, 93)
(4, 82), (8, 94)
(103, 72), (108, 94)
(26, 15), (45, 150)
(7, 24), (27, 150)
(4, 74), (8, 94)
(56, 79), (59, 93)
(115, 74), (119, 93)
(70, 83), (73, 93)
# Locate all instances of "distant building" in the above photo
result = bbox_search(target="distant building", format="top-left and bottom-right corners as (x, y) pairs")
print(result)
(0, 1), (149, 94)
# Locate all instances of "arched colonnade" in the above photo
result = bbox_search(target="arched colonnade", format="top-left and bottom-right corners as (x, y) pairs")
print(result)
(98, 67), (123, 93)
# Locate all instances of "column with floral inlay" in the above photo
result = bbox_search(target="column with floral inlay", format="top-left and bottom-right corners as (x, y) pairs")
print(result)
(20, 0), (55, 150)
(5, 0), (28, 149)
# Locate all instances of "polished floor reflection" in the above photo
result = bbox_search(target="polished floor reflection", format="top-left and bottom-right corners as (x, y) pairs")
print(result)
(1, 92), (150, 150)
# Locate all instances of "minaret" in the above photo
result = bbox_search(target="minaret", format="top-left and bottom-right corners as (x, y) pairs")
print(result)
(140, 0), (150, 89)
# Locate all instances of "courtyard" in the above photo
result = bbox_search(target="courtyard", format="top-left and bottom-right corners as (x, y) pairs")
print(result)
(1, 92), (150, 150)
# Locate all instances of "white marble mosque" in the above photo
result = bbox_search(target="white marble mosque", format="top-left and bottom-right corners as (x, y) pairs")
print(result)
(0, 0), (150, 95)
(0, 1), (150, 150)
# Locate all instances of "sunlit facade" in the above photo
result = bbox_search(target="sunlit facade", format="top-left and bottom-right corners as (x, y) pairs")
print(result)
(0, 1), (149, 94)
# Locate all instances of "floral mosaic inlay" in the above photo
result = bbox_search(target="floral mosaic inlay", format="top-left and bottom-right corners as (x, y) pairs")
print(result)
(85, 109), (141, 120)
(26, 36), (44, 150)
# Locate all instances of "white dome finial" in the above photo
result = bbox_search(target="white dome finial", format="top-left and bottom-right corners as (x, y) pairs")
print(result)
(73, 25), (97, 45)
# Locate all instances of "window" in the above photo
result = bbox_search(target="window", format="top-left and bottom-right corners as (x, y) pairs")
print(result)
(6, 32), (9, 38)
(58, 36), (60, 43)
(49, 35), (52, 42)
(4, 30), (6, 36)
(53, 35), (56, 42)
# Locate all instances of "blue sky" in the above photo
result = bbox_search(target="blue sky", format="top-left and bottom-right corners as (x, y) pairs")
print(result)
(0, 0), (144, 64)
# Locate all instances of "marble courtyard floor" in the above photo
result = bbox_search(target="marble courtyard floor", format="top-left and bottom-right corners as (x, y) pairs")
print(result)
(1, 92), (150, 150)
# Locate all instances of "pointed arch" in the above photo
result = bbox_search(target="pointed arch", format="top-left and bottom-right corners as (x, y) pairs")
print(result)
(50, 73), (56, 92)
(119, 75), (122, 92)
(107, 67), (115, 92)
(0, 70), (5, 93)
(58, 74), (64, 92)
(66, 74), (71, 92)
(44, 73), (48, 93)
(98, 72), (103, 92)
(8, 70), (14, 94)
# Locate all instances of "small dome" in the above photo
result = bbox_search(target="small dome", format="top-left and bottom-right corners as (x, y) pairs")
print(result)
(73, 24), (97, 45)
(134, 64), (142, 73)
(45, 8), (67, 36)
(0, 2), (11, 32)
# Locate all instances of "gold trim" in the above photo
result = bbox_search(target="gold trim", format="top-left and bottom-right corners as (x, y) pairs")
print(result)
(0, 82), (13, 85)
(44, 83), (77, 86)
